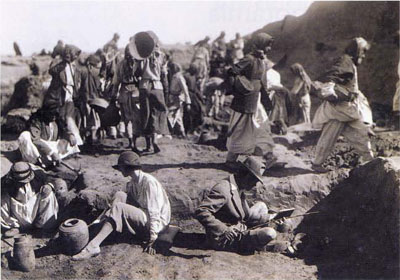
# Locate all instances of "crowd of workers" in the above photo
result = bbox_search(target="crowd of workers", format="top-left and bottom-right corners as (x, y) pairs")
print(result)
(1, 28), (391, 261)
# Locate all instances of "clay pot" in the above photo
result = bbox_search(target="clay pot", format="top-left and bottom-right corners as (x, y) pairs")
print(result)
(59, 218), (89, 255)
(13, 234), (35, 272)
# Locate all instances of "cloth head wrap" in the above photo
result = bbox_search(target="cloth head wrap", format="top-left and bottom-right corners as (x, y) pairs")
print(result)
(252, 33), (274, 51)
(345, 37), (370, 59)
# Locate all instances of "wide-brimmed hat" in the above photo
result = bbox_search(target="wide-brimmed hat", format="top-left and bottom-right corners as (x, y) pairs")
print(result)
(239, 156), (265, 183)
(127, 32), (156, 60)
(112, 151), (142, 170)
(8, 162), (35, 183)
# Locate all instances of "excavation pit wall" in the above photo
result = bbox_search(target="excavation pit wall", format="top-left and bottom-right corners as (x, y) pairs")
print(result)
(64, 156), (399, 280)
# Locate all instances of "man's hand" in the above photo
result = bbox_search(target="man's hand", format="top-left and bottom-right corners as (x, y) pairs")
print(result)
(185, 104), (191, 112)
(143, 239), (156, 255)
(348, 91), (359, 102)
(50, 153), (61, 166)
(68, 134), (77, 146)
(218, 225), (244, 248)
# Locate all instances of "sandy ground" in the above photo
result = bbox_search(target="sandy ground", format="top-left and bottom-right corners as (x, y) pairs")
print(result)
(0, 131), (323, 280)
(2, 127), (399, 279)
(1, 55), (399, 280)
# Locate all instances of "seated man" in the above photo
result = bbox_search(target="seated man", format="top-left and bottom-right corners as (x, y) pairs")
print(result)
(72, 151), (171, 260)
(195, 156), (276, 254)
(18, 100), (79, 169)
(1, 162), (59, 233)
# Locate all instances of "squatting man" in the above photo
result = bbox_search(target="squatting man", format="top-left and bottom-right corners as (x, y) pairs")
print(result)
(72, 151), (171, 260)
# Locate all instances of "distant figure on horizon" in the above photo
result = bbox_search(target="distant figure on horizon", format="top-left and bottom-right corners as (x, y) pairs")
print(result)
(51, 40), (64, 59)
(13, 42), (22, 56)
(212, 31), (227, 62)
(194, 36), (211, 54)
(103, 33), (120, 55)
(232, 33), (244, 64)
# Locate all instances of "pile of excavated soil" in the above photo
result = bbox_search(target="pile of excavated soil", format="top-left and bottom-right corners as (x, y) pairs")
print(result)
(297, 157), (400, 279)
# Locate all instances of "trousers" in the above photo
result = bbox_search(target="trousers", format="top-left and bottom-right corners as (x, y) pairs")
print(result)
(314, 119), (373, 165)
(106, 191), (148, 237)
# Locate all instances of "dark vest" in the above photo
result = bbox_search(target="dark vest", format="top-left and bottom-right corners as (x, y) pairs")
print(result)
(230, 55), (265, 114)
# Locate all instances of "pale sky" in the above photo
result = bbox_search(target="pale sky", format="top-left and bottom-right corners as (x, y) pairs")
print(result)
(0, 0), (313, 55)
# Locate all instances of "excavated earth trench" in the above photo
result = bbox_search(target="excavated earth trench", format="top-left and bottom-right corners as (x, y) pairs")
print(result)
(1, 129), (399, 279)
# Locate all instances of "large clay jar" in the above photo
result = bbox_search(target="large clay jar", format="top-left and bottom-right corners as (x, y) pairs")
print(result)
(13, 234), (35, 272)
(59, 218), (89, 255)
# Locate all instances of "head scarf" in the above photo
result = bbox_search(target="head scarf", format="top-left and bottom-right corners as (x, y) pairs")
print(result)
(344, 37), (370, 59)
(252, 33), (274, 51)
(290, 63), (313, 93)
(169, 62), (182, 76)
(86, 54), (101, 66)
(62, 44), (81, 62)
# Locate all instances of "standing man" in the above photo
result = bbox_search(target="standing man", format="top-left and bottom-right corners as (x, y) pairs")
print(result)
(191, 40), (210, 94)
(212, 31), (227, 62)
(312, 37), (374, 172)
(103, 33), (120, 55)
(135, 31), (170, 153)
(195, 156), (276, 254)
(44, 44), (84, 147)
(167, 62), (191, 137)
(72, 151), (171, 260)
(112, 45), (142, 153)
(77, 54), (103, 143)
(232, 33), (244, 64)
(225, 33), (274, 165)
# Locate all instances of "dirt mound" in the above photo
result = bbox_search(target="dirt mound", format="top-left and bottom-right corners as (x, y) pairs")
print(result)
(297, 157), (400, 279)
(251, 1), (399, 115)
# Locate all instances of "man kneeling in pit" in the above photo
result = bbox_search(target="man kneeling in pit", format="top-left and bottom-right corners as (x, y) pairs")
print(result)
(73, 151), (171, 260)
(195, 156), (277, 254)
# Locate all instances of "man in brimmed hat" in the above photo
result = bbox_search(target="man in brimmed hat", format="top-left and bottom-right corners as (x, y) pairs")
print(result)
(1, 162), (59, 232)
(131, 31), (170, 154)
(195, 156), (277, 254)
(73, 151), (171, 260)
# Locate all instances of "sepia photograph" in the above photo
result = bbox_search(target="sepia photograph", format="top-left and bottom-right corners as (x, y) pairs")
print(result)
(1, 0), (399, 279)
